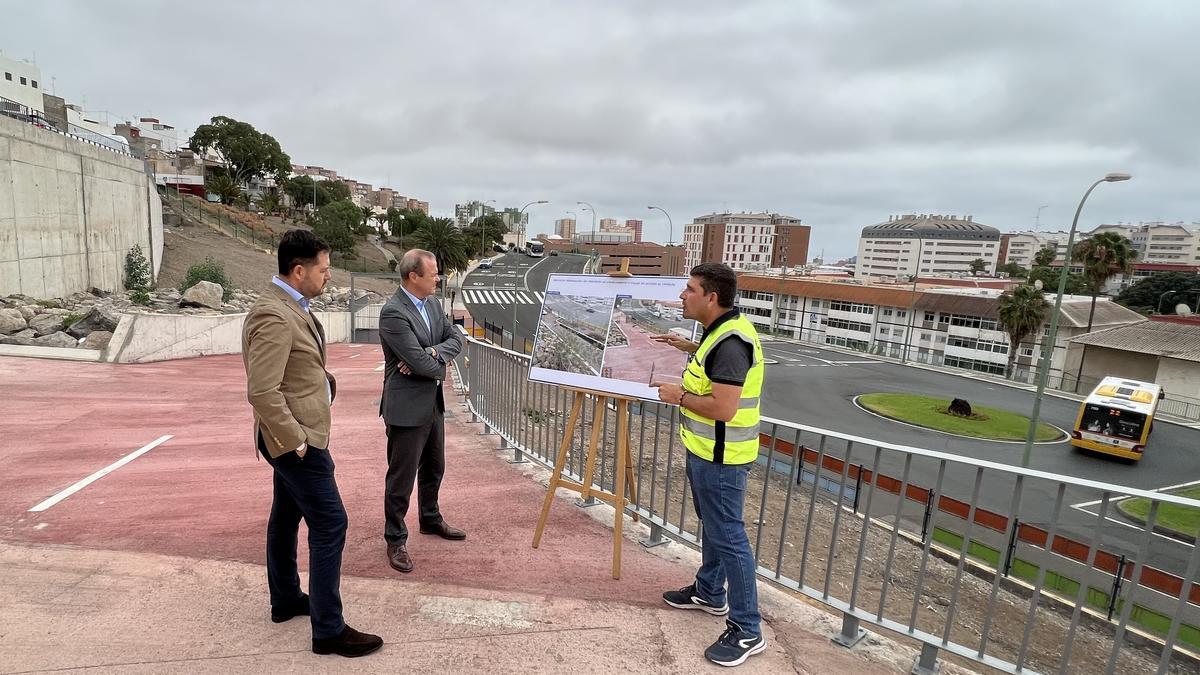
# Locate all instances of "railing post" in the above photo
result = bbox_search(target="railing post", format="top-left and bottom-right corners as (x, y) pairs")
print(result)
(1003, 517), (1020, 577)
(921, 490), (935, 543)
(1108, 554), (1127, 621)
(831, 612), (866, 648)
(911, 643), (940, 675)
(641, 522), (669, 549)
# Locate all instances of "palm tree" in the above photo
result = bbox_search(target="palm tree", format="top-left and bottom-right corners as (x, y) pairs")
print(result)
(1033, 245), (1057, 268)
(1072, 232), (1137, 333)
(257, 192), (281, 217)
(409, 217), (469, 273)
(206, 175), (242, 205)
(998, 283), (1051, 379)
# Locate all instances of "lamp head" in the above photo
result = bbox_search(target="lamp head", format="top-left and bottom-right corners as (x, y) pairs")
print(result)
(1103, 173), (1132, 182)
(1033, 279), (1044, 290)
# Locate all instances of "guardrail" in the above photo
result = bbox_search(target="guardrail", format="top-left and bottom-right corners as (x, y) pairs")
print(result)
(2, 95), (133, 157)
(455, 334), (1200, 675)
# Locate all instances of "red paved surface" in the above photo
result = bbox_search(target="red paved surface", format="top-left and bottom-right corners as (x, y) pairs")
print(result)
(603, 311), (687, 385)
(0, 347), (689, 604)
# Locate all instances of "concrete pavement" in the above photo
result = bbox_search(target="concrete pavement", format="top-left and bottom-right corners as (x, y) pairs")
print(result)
(0, 347), (941, 674)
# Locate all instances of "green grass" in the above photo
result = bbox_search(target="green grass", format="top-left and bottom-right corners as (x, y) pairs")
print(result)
(858, 393), (1063, 442)
(1118, 486), (1200, 538)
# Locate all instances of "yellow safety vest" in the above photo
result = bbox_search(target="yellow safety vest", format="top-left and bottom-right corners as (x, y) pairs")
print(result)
(679, 313), (764, 465)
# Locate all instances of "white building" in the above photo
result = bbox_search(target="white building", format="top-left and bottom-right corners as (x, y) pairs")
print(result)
(1127, 222), (1200, 264)
(681, 212), (807, 271)
(1002, 231), (1072, 267)
(857, 214), (1000, 279)
(0, 54), (44, 114)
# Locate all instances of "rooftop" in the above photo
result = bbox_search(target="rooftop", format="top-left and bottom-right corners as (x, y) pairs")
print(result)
(1070, 320), (1200, 363)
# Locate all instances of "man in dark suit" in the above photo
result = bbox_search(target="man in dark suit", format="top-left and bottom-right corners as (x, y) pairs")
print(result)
(242, 229), (382, 658)
(379, 248), (465, 573)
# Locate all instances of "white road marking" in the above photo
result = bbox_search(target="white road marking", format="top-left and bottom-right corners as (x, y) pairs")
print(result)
(1070, 504), (1195, 549)
(1072, 478), (1200, 508)
(29, 435), (174, 512)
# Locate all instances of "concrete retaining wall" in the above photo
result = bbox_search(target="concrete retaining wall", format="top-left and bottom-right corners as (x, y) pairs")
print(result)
(106, 310), (351, 363)
(0, 114), (163, 298)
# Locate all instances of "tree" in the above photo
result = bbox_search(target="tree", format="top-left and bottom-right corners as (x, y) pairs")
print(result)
(1116, 271), (1200, 314)
(1028, 265), (1088, 295)
(464, 213), (509, 255)
(123, 245), (152, 292)
(312, 200), (359, 255)
(409, 217), (469, 274)
(997, 283), (1050, 379)
(388, 208), (431, 247)
(968, 258), (988, 276)
(1033, 245), (1058, 268)
(1072, 231), (1137, 332)
(257, 191), (281, 217)
(357, 205), (377, 236)
(189, 116), (291, 186)
(997, 261), (1028, 279)
(284, 176), (352, 212)
(206, 175), (243, 205)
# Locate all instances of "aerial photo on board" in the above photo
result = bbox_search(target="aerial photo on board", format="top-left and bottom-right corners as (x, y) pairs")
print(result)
(530, 293), (613, 376)
(600, 297), (697, 385)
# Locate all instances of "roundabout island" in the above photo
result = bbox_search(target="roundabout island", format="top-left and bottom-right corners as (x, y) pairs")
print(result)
(856, 393), (1066, 443)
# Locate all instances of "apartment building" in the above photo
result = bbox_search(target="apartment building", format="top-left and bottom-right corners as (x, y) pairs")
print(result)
(734, 274), (1144, 388)
(554, 217), (576, 239)
(1, 54), (43, 114)
(1000, 231), (1072, 267)
(857, 214), (1000, 279)
(455, 200), (496, 227)
(681, 212), (810, 272)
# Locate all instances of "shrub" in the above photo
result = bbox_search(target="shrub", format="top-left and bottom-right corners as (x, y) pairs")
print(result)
(312, 200), (359, 255)
(63, 312), (83, 328)
(130, 289), (152, 306)
(124, 245), (152, 291)
(181, 257), (233, 301)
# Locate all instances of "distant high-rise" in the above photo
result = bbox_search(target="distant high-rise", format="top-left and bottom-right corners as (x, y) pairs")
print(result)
(856, 214), (999, 278)
(555, 217), (577, 239)
(681, 212), (810, 271)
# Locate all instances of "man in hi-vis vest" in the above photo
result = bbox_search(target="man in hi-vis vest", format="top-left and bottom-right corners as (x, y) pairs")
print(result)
(651, 262), (766, 667)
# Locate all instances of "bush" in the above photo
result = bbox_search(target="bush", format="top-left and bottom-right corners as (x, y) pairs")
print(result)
(130, 289), (152, 306)
(181, 257), (233, 301)
(312, 200), (359, 255)
(124, 245), (152, 291)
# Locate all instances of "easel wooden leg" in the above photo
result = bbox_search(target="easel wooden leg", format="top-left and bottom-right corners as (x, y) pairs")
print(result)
(533, 391), (584, 549)
(578, 395), (606, 502)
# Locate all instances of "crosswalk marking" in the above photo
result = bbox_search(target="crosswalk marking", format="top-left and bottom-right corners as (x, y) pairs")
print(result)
(464, 289), (546, 306)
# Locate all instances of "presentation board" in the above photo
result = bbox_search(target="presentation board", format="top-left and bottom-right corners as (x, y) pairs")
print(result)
(528, 274), (699, 400)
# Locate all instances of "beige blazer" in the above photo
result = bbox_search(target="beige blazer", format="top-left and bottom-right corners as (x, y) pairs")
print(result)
(242, 283), (337, 458)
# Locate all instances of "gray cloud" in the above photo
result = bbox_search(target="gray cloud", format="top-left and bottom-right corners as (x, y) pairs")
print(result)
(6, 0), (1197, 257)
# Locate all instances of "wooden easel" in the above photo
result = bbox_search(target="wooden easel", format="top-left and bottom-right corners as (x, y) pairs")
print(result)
(531, 387), (640, 579)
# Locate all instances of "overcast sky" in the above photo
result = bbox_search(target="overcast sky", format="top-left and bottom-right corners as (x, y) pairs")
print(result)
(6, 1), (1198, 258)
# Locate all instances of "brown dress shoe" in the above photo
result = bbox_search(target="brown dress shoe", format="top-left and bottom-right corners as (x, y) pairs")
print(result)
(312, 624), (383, 657)
(419, 521), (467, 540)
(387, 543), (413, 573)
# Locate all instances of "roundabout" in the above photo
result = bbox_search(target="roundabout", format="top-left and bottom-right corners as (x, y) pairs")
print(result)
(854, 393), (1067, 444)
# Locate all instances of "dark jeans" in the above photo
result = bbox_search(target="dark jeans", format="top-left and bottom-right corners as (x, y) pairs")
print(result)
(384, 411), (446, 545)
(686, 451), (761, 636)
(260, 436), (347, 640)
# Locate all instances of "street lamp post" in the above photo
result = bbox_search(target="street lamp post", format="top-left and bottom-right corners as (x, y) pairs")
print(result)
(647, 205), (675, 275)
(576, 201), (596, 240)
(1021, 173), (1131, 468)
(901, 238), (926, 364)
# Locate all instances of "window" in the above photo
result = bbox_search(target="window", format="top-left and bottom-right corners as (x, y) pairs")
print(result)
(827, 318), (872, 333)
(19, 76), (26, 85)
(923, 311), (936, 322)
(4, 72), (10, 81)
(31, 80), (37, 88)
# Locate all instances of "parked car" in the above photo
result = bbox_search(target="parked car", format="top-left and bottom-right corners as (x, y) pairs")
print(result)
(549, 250), (559, 256)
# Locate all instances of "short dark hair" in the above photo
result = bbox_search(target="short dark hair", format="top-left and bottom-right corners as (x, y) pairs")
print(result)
(277, 229), (330, 276)
(690, 262), (738, 308)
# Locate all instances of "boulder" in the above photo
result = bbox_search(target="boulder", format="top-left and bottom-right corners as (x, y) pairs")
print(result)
(28, 313), (65, 336)
(12, 328), (36, 339)
(948, 398), (973, 417)
(80, 330), (113, 351)
(180, 281), (225, 309)
(0, 334), (39, 346)
(67, 307), (120, 339)
(90, 287), (112, 298)
(16, 305), (37, 321)
(0, 308), (28, 335)
(37, 331), (80, 348)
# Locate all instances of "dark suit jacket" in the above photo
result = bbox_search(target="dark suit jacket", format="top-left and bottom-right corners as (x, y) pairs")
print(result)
(379, 287), (463, 427)
(242, 284), (337, 457)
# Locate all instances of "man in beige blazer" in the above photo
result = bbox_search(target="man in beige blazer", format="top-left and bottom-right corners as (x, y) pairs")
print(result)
(242, 229), (382, 658)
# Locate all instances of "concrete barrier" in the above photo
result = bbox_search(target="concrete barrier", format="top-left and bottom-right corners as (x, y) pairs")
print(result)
(105, 310), (351, 363)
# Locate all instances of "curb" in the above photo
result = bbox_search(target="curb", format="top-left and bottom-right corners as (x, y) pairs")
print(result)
(851, 394), (1069, 445)
(1115, 497), (1199, 544)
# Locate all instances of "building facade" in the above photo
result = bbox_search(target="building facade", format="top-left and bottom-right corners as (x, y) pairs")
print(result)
(857, 214), (1000, 279)
(554, 217), (576, 239)
(681, 212), (810, 272)
(1000, 231), (1072, 268)
(1, 54), (43, 114)
(734, 274), (1144, 389)
(455, 200), (496, 227)
(540, 239), (684, 276)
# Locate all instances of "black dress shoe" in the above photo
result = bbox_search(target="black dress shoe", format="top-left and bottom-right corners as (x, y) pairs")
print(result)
(270, 593), (309, 623)
(420, 521), (467, 540)
(388, 543), (413, 573)
(312, 625), (383, 657)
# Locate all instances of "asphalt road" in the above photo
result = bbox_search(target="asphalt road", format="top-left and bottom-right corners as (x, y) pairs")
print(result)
(756, 338), (1200, 576)
(462, 252), (588, 344)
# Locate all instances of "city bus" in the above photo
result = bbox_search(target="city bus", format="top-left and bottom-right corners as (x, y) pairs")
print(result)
(525, 240), (545, 258)
(1070, 376), (1163, 461)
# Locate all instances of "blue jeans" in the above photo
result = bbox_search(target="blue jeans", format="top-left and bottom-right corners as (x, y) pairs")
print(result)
(686, 451), (761, 636)
(260, 437), (347, 640)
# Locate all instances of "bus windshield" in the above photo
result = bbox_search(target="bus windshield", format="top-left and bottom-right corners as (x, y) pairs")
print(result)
(1080, 404), (1147, 440)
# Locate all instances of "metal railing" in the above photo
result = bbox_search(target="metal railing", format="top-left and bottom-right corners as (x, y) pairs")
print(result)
(456, 334), (1200, 675)
(2, 95), (133, 157)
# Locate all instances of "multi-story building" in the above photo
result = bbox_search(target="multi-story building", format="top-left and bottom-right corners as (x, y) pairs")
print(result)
(856, 214), (1000, 279)
(1128, 222), (1199, 264)
(681, 212), (810, 272)
(455, 200), (496, 227)
(624, 219), (643, 243)
(733, 274), (1144, 388)
(1, 54), (44, 114)
(598, 218), (618, 231)
(1000, 231), (1072, 267)
(554, 217), (576, 239)
(372, 187), (395, 210)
